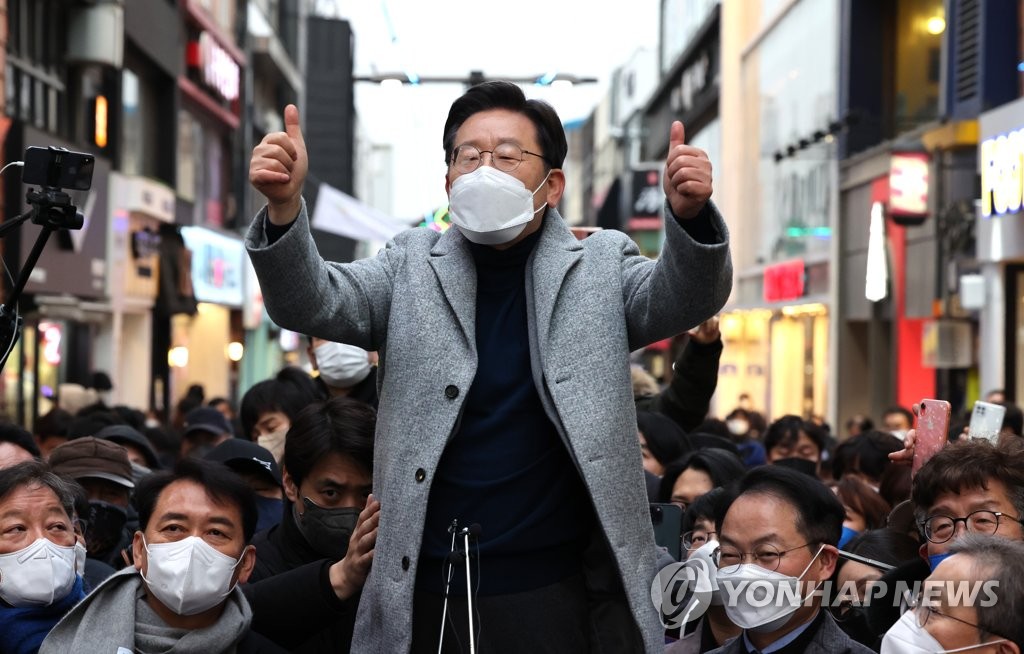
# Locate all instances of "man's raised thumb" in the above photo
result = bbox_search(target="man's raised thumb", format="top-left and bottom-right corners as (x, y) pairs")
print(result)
(284, 104), (304, 144)
(669, 120), (686, 152)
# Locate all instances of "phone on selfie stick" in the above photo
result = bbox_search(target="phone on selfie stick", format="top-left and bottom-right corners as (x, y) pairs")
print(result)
(912, 399), (951, 478)
(968, 401), (1005, 445)
(0, 146), (92, 371)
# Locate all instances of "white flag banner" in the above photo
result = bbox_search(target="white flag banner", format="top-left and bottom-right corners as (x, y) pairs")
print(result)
(865, 201), (889, 302)
(310, 183), (409, 243)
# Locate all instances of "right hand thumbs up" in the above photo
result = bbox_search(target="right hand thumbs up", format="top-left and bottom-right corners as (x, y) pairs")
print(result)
(250, 104), (308, 225)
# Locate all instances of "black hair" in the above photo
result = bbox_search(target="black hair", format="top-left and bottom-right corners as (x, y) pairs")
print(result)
(0, 420), (40, 458)
(883, 406), (914, 427)
(134, 457), (258, 543)
(283, 397), (376, 488)
(687, 432), (741, 456)
(0, 460), (77, 519)
(208, 397), (233, 411)
(442, 80), (567, 169)
(240, 367), (326, 440)
(681, 486), (732, 535)
(764, 415), (827, 457)
(1001, 402), (1024, 437)
(33, 408), (73, 438)
(692, 418), (732, 441)
(659, 448), (746, 504)
(717, 465), (845, 547)
(911, 439), (1024, 531)
(844, 415), (875, 433)
(831, 430), (903, 483)
(636, 411), (690, 468)
(840, 528), (920, 568)
(67, 411), (124, 440)
(111, 406), (147, 432)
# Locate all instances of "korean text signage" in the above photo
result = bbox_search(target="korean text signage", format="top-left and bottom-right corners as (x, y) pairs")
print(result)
(980, 129), (1024, 218)
(889, 153), (929, 217)
(629, 169), (663, 230)
(180, 226), (243, 306)
(187, 32), (240, 102)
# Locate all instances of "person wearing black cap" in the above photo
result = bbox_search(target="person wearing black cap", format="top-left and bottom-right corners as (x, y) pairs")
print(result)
(49, 437), (135, 570)
(96, 424), (160, 484)
(206, 439), (285, 532)
(180, 407), (234, 459)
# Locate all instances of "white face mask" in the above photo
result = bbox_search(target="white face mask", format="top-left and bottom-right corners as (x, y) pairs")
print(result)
(314, 341), (371, 388)
(141, 536), (243, 616)
(256, 428), (287, 465)
(881, 609), (1007, 654)
(448, 165), (550, 245)
(727, 420), (749, 436)
(0, 537), (77, 607)
(74, 540), (87, 577)
(688, 539), (723, 606)
(716, 544), (825, 634)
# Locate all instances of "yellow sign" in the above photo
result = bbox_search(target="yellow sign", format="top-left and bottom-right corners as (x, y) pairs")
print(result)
(980, 129), (1024, 217)
(94, 95), (108, 148)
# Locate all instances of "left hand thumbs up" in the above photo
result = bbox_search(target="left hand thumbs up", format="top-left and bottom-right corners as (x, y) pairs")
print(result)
(663, 120), (713, 220)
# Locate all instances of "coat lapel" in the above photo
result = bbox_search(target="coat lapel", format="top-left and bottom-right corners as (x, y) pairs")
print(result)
(428, 227), (477, 347)
(530, 209), (584, 349)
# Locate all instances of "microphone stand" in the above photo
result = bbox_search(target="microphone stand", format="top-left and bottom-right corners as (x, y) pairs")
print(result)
(0, 187), (84, 370)
(437, 519), (458, 654)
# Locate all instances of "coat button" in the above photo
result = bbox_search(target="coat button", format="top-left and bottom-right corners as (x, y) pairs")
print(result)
(415, 468), (426, 483)
(444, 385), (459, 399)
(401, 556), (410, 571)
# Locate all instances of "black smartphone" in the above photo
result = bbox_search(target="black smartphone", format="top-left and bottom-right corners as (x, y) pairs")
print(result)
(650, 503), (683, 561)
(22, 146), (94, 191)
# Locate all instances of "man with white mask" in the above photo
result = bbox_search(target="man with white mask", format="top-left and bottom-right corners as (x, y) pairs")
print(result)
(708, 466), (874, 654)
(879, 534), (1021, 654)
(307, 336), (378, 407)
(40, 458), (285, 653)
(0, 461), (84, 654)
(247, 80), (731, 651)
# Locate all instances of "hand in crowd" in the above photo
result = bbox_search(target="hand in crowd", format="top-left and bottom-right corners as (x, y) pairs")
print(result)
(663, 120), (713, 220)
(249, 104), (308, 225)
(687, 315), (721, 345)
(330, 495), (381, 600)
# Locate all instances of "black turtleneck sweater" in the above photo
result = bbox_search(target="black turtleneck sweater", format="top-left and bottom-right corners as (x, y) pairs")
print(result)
(416, 227), (593, 596)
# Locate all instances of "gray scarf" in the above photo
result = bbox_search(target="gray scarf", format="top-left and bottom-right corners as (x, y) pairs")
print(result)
(39, 567), (251, 654)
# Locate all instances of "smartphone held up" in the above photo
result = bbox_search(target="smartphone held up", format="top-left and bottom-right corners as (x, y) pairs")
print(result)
(911, 399), (951, 478)
(968, 401), (1005, 445)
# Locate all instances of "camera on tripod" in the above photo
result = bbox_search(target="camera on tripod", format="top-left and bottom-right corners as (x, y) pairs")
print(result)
(21, 146), (94, 230)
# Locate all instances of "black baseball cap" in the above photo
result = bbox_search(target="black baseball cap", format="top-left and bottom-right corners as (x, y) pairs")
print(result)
(183, 407), (233, 438)
(204, 438), (282, 487)
(95, 424), (159, 469)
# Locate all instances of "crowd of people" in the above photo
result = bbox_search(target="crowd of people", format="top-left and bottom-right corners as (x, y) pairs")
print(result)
(0, 79), (1019, 654)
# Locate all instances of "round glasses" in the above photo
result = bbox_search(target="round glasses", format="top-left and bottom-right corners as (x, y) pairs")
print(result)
(903, 589), (1007, 642)
(919, 510), (1023, 544)
(713, 542), (816, 573)
(450, 143), (547, 174)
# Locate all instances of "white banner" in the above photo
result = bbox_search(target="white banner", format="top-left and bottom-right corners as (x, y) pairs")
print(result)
(310, 183), (409, 243)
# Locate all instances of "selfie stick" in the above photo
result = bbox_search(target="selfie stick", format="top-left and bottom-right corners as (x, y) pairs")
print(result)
(462, 524), (481, 654)
(438, 519), (459, 654)
(0, 187), (83, 369)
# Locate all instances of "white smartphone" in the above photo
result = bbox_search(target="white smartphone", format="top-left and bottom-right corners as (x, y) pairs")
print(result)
(969, 401), (1006, 445)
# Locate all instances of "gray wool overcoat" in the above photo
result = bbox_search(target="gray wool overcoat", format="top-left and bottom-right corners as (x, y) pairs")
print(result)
(245, 200), (732, 652)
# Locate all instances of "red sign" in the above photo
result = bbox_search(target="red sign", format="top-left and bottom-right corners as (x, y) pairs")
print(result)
(763, 260), (806, 303)
(889, 152), (929, 216)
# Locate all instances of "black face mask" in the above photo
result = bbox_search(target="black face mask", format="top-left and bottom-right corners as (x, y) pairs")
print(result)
(294, 497), (360, 561)
(85, 501), (127, 558)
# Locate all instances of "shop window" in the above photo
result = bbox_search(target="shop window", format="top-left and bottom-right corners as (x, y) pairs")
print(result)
(177, 110), (201, 202)
(893, 0), (943, 133)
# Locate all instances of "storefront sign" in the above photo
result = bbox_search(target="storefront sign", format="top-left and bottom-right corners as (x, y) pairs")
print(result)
(980, 129), (1023, 218)
(187, 31), (240, 102)
(180, 226), (243, 306)
(889, 152), (929, 217)
(763, 260), (806, 303)
(628, 168), (662, 230)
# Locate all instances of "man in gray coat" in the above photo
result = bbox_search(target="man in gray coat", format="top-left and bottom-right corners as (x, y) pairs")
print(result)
(246, 81), (731, 653)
